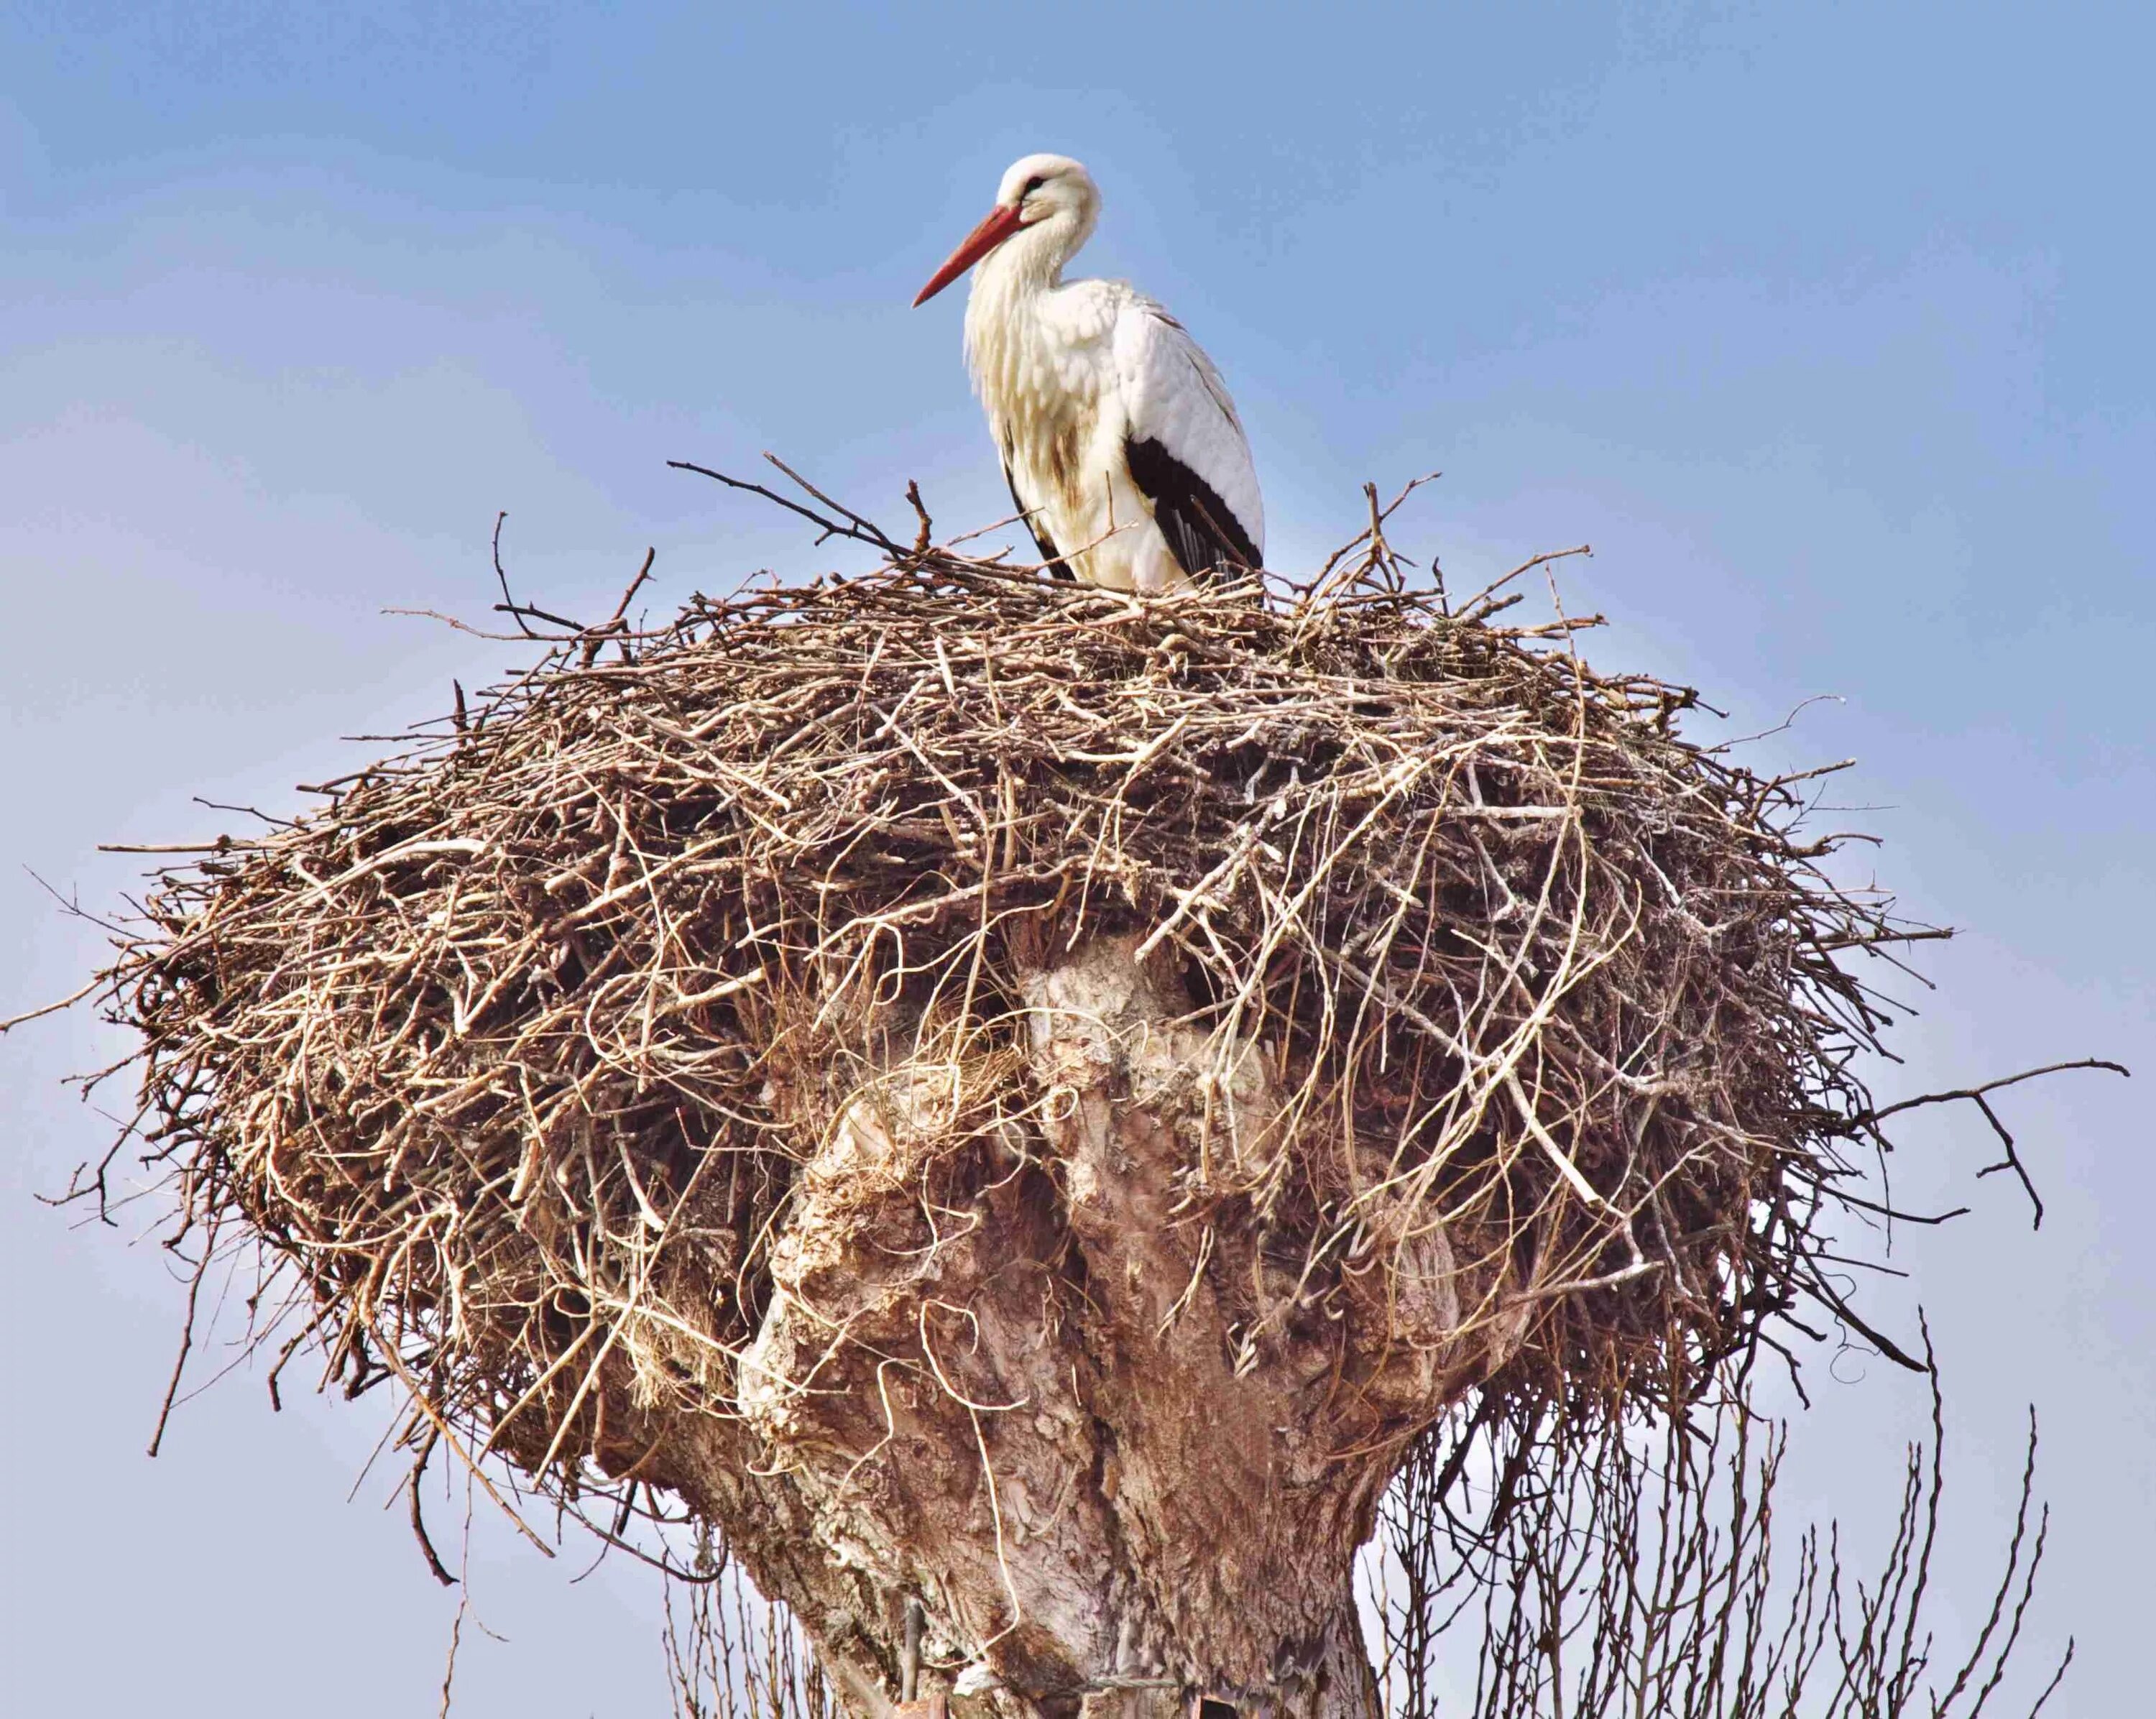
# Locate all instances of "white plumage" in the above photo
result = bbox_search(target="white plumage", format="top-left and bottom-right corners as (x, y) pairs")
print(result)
(913, 154), (1263, 594)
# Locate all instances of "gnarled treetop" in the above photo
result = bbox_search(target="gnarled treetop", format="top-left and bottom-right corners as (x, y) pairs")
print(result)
(80, 505), (1941, 1714)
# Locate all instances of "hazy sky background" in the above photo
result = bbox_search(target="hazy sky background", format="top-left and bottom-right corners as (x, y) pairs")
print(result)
(4, 2), (2150, 1713)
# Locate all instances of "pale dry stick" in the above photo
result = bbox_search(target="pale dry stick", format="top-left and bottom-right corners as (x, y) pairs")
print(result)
(436, 1481), (477, 1719)
(1455, 546), (1594, 625)
(371, 1335), (558, 1559)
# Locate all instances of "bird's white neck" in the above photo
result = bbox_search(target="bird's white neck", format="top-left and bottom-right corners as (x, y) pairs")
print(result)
(984, 202), (1092, 298)
(962, 211), (1092, 385)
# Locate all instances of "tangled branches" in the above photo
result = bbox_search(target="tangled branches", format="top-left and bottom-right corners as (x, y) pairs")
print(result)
(1373, 1337), (2070, 1719)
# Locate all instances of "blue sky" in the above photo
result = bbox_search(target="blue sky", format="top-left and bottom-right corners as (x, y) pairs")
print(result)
(4, 3), (2150, 1713)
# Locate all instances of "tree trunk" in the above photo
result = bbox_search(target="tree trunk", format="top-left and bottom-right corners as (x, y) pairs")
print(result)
(637, 935), (1526, 1719)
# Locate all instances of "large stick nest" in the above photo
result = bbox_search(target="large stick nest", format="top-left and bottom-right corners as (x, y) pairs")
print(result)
(92, 510), (1918, 1564)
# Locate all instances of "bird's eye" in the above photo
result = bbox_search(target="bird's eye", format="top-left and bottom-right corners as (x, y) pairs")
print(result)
(1021, 175), (1046, 199)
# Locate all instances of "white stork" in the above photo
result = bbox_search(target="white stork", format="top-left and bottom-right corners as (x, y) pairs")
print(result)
(913, 153), (1264, 594)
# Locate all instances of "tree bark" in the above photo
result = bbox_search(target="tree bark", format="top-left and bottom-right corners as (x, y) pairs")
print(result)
(637, 935), (1525, 1719)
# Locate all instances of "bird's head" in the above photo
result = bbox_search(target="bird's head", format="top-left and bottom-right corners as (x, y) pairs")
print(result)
(912, 153), (1099, 307)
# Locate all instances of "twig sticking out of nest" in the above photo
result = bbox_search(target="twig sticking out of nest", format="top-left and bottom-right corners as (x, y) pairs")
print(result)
(58, 471), (2103, 1715)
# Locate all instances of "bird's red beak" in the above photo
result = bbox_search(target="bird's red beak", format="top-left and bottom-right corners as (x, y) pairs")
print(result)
(913, 203), (1026, 307)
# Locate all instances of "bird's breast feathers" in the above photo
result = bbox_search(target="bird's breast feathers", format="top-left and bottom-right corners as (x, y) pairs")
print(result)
(968, 275), (1261, 584)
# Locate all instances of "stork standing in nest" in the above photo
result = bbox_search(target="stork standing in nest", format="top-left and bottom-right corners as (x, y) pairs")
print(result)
(914, 153), (1264, 594)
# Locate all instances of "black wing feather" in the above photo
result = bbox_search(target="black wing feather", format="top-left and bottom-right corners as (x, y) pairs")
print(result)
(1004, 462), (1073, 581)
(1123, 435), (1262, 580)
